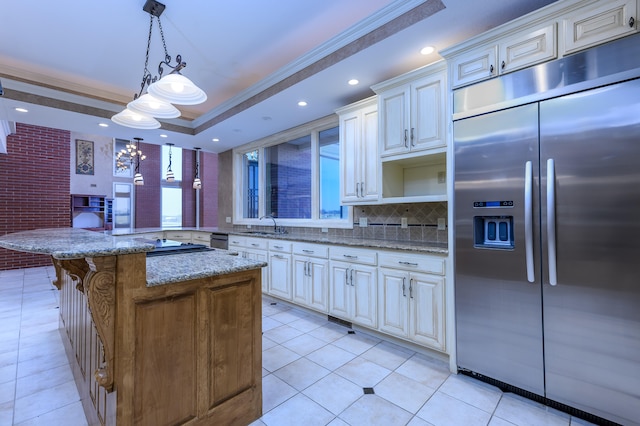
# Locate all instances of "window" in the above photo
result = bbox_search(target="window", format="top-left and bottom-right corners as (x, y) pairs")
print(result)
(234, 116), (351, 228)
(161, 145), (182, 227)
(265, 135), (311, 219)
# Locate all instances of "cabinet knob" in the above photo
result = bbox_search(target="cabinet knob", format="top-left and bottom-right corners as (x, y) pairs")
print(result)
(630, 16), (636, 28)
(489, 64), (494, 74)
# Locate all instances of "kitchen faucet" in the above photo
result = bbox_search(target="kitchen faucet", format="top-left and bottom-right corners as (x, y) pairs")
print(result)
(259, 214), (287, 234)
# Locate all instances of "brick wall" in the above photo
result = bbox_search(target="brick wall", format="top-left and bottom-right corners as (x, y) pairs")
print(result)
(0, 123), (71, 270)
(201, 151), (218, 227)
(182, 150), (195, 227)
(134, 142), (161, 228)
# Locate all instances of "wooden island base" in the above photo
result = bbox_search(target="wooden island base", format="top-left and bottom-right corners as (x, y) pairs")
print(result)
(55, 252), (262, 426)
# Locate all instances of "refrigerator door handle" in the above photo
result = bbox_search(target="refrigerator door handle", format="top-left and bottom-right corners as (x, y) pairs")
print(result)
(525, 161), (535, 283)
(547, 158), (558, 286)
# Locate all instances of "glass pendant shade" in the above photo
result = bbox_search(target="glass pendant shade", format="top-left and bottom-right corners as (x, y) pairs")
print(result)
(166, 169), (175, 182)
(134, 172), (144, 186)
(193, 177), (202, 189)
(111, 108), (160, 129)
(148, 73), (207, 105)
(127, 94), (181, 119)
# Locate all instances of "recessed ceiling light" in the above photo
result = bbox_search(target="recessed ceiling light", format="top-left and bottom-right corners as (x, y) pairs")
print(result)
(420, 46), (435, 55)
(98, 123), (109, 128)
(212, 138), (219, 142)
(348, 79), (359, 86)
(298, 101), (307, 107)
(160, 134), (168, 138)
(15, 107), (28, 113)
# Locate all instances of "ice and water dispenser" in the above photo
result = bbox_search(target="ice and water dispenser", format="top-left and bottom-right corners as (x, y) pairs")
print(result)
(473, 201), (514, 249)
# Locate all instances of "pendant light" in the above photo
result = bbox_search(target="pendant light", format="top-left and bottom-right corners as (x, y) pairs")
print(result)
(193, 147), (202, 189)
(133, 137), (145, 186)
(166, 143), (175, 182)
(110, 0), (206, 129)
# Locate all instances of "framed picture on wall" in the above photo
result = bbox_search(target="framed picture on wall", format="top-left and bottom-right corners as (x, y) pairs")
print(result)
(114, 138), (133, 178)
(75, 139), (94, 175)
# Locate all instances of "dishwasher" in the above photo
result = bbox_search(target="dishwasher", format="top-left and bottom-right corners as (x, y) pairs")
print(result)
(210, 232), (229, 249)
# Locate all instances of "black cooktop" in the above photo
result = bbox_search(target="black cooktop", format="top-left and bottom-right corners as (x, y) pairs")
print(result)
(137, 238), (214, 257)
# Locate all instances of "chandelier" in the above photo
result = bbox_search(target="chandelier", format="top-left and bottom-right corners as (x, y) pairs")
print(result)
(115, 137), (146, 185)
(111, 0), (207, 129)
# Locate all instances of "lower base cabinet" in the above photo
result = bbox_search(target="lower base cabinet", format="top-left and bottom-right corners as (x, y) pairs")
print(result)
(329, 261), (377, 328)
(378, 268), (445, 351)
(293, 257), (329, 312)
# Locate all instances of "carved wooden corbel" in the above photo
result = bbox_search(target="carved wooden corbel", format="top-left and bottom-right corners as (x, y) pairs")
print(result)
(83, 256), (117, 393)
(56, 258), (91, 292)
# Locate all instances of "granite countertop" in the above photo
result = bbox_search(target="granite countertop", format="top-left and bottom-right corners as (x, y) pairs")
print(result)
(0, 228), (155, 259)
(146, 250), (267, 287)
(0, 228), (267, 287)
(228, 231), (449, 255)
(107, 227), (229, 236)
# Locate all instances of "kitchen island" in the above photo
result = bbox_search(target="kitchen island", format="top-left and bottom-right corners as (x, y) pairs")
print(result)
(0, 228), (266, 426)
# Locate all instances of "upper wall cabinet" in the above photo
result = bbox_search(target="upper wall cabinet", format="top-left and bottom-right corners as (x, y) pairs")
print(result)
(562, 0), (637, 54)
(443, 0), (638, 88)
(336, 97), (379, 205)
(449, 24), (557, 88)
(372, 61), (446, 159)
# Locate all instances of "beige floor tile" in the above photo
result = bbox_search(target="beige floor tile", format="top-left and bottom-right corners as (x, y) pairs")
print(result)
(306, 344), (357, 371)
(269, 308), (309, 325)
(332, 331), (380, 355)
(281, 333), (327, 356)
(13, 380), (80, 424)
(406, 416), (434, 425)
(261, 374), (298, 414)
(307, 323), (351, 343)
(360, 341), (415, 370)
(416, 391), (492, 426)
(335, 357), (391, 388)
(0, 380), (15, 405)
(303, 373), (364, 415)
(375, 372), (435, 414)
(339, 394), (412, 426)
(261, 393), (334, 426)
(273, 358), (330, 391)
(262, 345), (301, 372)
(287, 315), (327, 333)
(438, 374), (502, 413)
(493, 393), (570, 426)
(14, 401), (88, 426)
(262, 324), (304, 344)
(15, 363), (75, 399)
(395, 353), (449, 389)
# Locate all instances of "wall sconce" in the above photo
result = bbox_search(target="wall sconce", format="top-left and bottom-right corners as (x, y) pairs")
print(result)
(193, 147), (202, 189)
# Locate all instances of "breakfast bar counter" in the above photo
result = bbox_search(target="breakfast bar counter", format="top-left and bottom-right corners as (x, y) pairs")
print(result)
(0, 228), (267, 426)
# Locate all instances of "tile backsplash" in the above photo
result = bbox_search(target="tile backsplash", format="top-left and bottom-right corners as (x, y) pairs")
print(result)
(231, 202), (448, 245)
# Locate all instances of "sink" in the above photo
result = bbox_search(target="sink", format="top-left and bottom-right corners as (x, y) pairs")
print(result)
(240, 231), (275, 236)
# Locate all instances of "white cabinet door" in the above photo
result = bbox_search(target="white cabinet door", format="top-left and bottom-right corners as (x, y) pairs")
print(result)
(338, 98), (379, 204)
(268, 253), (292, 300)
(351, 265), (377, 328)
(563, 0), (637, 54)
(308, 259), (329, 312)
(499, 24), (557, 74)
(410, 73), (445, 153)
(378, 85), (410, 157)
(340, 112), (360, 203)
(409, 272), (445, 350)
(293, 257), (308, 305)
(329, 261), (351, 319)
(450, 45), (498, 88)
(378, 268), (409, 338)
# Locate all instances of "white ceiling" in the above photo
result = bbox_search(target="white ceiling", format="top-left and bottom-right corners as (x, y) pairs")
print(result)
(0, 0), (557, 153)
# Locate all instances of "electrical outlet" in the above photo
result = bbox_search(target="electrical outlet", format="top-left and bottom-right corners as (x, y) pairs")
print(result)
(247, 224), (252, 229)
(225, 217), (231, 223)
(359, 217), (368, 227)
(438, 171), (446, 184)
(401, 218), (408, 228)
(437, 218), (446, 230)
(322, 227), (328, 233)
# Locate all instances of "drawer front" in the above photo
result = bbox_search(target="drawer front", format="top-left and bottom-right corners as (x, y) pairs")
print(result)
(268, 240), (292, 253)
(245, 237), (268, 250)
(292, 242), (328, 258)
(228, 236), (246, 247)
(329, 246), (377, 265)
(191, 232), (211, 244)
(450, 45), (497, 88)
(499, 24), (557, 74)
(378, 252), (445, 275)
(165, 231), (191, 241)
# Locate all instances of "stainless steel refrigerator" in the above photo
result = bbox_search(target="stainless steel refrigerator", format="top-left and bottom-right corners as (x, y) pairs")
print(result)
(454, 34), (640, 426)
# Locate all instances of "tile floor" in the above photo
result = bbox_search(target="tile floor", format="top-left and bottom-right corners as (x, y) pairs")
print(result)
(0, 266), (596, 426)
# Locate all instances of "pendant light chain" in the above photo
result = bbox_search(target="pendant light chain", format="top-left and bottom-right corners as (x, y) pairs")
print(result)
(156, 16), (171, 65)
